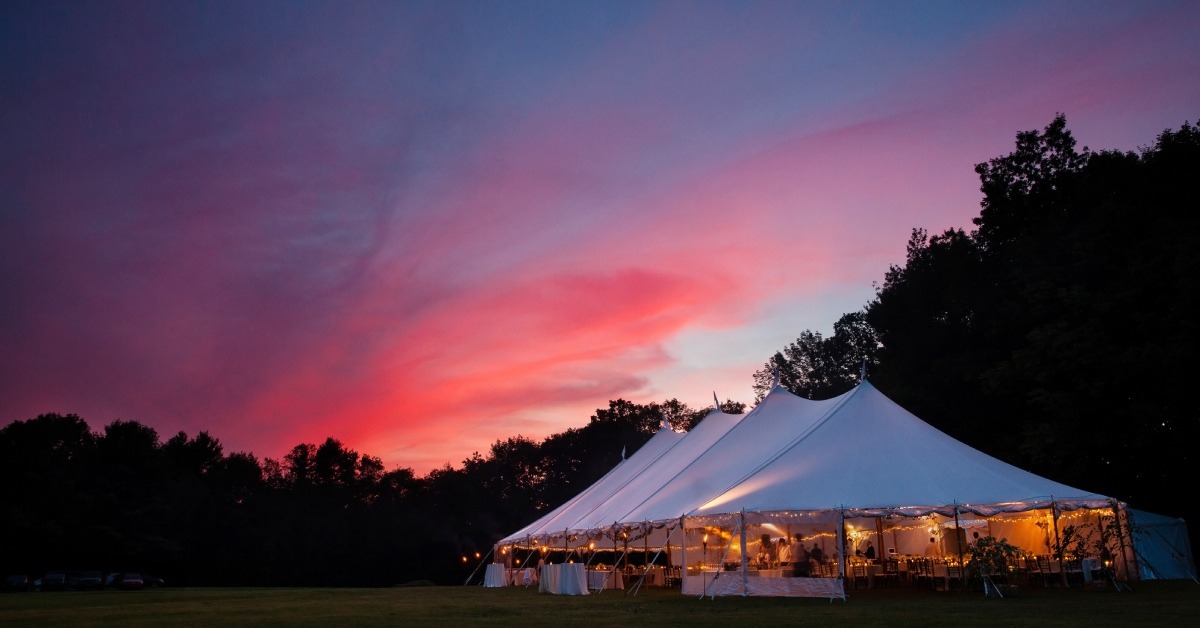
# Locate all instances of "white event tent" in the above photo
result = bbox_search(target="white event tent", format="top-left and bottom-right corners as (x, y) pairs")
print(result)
(492, 381), (1192, 596)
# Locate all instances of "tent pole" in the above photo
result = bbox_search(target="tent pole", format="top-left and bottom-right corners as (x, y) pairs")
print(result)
(708, 523), (739, 600)
(953, 507), (964, 593)
(585, 534), (600, 568)
(838, 509), (846, 581)
(614, 525), (619, 567)
(628, 521), (676, 596)
(516, 537), (538, 587)
(610, 543), (633, 593)
(786, 522), (793, 571)
(875, 517), (885, 559)
(740, 510), (749, 597)
(1111, 499), (1134, 586)
(680, 516), (687, 593)
(1051, 502), (1067, 587)
(644, 521), (649, 574)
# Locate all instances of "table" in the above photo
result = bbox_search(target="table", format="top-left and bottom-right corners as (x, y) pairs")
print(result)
(587, 569), (623, 590)
(509, 567), (537, 586)
(866, 564), (884, 588)
(539, 563), (589, 595)
(1081, 558), (1100, 583)
(483, 564), (508, 588)
(641, 566), (664, 586)
(749, 569), (783, 577)
(932, 563), (964, 591)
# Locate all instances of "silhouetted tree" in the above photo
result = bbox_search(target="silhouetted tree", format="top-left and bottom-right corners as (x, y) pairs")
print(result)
(752, 311), (880, 402)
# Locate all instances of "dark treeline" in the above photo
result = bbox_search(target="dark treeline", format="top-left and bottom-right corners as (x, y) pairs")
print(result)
(4, 116), (1196, 584)
(0, 398), (742, 586)
(755, 115), (1199, 554)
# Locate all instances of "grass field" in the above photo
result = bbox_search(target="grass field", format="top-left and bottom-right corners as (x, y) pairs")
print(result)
(2, 581), (1196, 627)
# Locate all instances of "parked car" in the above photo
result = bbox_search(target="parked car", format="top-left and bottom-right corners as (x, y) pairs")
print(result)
(41, 572), (67, 591)
(141, 574), (165, 588)
(116, 573), (144, 590)
(5, 575), (32, 592)
(76, 571), (103, 590)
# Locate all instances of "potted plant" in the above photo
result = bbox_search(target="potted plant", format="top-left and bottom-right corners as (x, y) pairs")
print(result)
(966, 536), (1021, 598)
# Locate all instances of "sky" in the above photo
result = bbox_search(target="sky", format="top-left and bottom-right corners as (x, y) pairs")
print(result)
(2, 1), (1198, 474)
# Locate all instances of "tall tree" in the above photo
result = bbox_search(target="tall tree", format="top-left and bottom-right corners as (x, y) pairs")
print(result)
(752, 311), (879, 402)
(861, 116), (1199, 538)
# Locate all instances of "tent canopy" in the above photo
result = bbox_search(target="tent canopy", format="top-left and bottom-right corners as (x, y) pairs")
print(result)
(692, 381), (1110, 520)
(504, 381), (1110, 545)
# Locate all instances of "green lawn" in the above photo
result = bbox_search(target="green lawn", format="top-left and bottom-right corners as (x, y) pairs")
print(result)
(1, 581), (1196, 627)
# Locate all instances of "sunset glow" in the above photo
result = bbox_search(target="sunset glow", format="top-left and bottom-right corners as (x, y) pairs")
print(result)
(3, 1), (1198, 473)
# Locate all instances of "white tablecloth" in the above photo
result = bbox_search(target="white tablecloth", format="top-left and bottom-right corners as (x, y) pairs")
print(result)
(588, 569), (623, 590)
(932, 564), (963, 591)
(683, 573), (845, 599)
(642, 566), (663, 586)
(539, 563), (589, 595)
(1081, 558), (1099, 582)
(749, 569), (783, 577)
(483, 564), (508, 588)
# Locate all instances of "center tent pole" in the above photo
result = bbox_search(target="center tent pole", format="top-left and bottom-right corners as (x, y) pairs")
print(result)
(643, 521), (650, 580)
(838, 509), (847, 581)
(680, 516), (687, 591)
(623, 530), (629, 571)
(739, 510), (749, 597)
(585, 535), (600, 568)
(613, 524), (619, 568)
(1051, 501), (1067, 587)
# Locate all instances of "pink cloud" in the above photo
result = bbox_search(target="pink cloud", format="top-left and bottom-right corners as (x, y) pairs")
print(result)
(5, 1), (1198, 474)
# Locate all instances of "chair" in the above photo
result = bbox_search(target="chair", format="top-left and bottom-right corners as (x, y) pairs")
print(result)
(850, 563), (868, 589)
(881, 559), (901, 587)
(822, 560), (837, 578)
(664, 566), (681, 588)
(932, 562), (949, 592)
(945, 564), (964, 592)
(1064, 559), (1085, 587)
(1033, 555), (1057, 587)
(913, 558), (933, 589)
